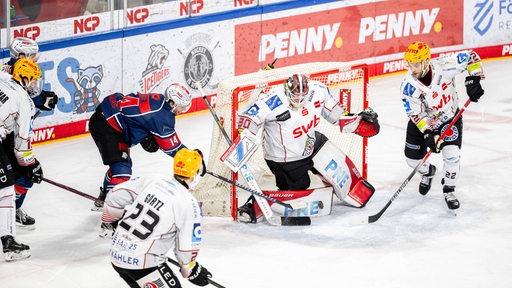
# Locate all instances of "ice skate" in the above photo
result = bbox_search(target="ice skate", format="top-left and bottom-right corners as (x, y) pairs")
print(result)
(2, 235), (30, 261)
(443, 186), (460, 210)
(16, 208), (36, 230)
(91, 187), (106, 212)
(99, 222), (116, 238)
(237, 196), (257, 224)
(419, 164), (436, 195)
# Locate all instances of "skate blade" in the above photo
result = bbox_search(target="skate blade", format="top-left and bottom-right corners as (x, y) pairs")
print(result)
(90, 205), (103, 212)
(16, 223), (36, 231)
(5, 250), (31, 261)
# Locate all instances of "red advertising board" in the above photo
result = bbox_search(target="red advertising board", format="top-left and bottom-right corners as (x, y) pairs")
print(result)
(235, 0), (463, 75)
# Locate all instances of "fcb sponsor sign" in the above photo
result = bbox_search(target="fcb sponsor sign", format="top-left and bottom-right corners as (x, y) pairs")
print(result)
(235, 0), (463, 75)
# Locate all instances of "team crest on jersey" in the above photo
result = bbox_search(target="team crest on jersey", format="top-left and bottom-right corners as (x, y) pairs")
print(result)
(403, 82), (416, 96)
(440, 125), (459, 142)
(265, 95), (282, 110)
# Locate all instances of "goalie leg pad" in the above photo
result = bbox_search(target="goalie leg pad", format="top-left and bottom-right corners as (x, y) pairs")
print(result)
(346, 178), (375, 208)
(263, 185), (334, 217)
(312, 140), (373, 207)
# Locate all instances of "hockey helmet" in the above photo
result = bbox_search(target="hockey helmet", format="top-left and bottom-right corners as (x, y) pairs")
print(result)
(404, 41), (430, 63)
(174, 148), (202, 179)
(284, 74), (309, 108)
(165, 82), (192, 113)
(10, 37), (39, 61)
(12, 58), (42, 92)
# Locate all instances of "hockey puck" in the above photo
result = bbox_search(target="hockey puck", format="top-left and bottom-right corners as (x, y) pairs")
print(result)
(318, 201), (324, 209)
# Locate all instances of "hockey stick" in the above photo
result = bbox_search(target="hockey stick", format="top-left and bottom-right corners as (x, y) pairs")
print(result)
(198, 83), (310, 226)
(206, 170), (307, 210)
(363, 98), (472, 224)
(42, 177), (104, 203)
(166, 257), (226, 288)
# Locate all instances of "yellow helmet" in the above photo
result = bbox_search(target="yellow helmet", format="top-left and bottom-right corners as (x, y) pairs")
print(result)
(404, 42), (430, 63)
(12, 58), (42, 84)
(174, 148), (202, 178)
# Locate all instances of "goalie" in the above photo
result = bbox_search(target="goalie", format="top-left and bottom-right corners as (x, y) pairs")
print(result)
(236, 73), (380, 221)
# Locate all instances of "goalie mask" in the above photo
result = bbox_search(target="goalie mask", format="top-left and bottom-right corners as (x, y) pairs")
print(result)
(12, 58), (42, 94)
(10, 37), (39, 62)
(284, 74), (309, 108)
(165, 82), (192, 114)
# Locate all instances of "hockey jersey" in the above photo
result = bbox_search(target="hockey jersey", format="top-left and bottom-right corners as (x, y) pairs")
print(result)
(99, 92), (185, 157)
(237, 80), (348, 162)
(106, 175), (203, 269)
(400, 50), (480, 132)
(0, 77), (37, 166)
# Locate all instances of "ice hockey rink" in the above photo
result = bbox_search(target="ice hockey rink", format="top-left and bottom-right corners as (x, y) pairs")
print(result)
(1, 57), (511, 288)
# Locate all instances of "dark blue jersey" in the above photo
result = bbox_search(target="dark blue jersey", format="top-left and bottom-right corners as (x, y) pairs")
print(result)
(99, 92), (185, 157)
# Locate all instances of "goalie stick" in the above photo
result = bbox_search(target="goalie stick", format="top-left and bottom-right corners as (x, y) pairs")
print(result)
(360, 98), (472, 224)
(206, 170), (307, 210)
(42, 177), (104, 203)
(166, 257), (226, 288)
(197, 82), (311, 226)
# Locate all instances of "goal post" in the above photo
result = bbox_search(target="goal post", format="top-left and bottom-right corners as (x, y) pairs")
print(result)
(194, 62), (369, 220)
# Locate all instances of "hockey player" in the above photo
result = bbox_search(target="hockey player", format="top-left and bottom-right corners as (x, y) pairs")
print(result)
(400, 42), (485, 210)
(0, 59), (45, 261)
(102, 148), (212, 287)
(1, 37), (58, 229)
(236, 74), (380, 222)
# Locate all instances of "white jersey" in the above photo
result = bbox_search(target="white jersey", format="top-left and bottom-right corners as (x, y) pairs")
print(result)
(103, 175), (203, 270)
(0, 77), (37, 166)
(400, 50), (478, 132)
(238, 80), (351, 162)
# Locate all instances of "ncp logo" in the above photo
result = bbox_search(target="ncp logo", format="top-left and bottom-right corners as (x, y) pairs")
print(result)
(127, 7), (149, 24)
(74, 16), (100, 34)
(13, 26), (41, 40)
(473, 1), (494, 36)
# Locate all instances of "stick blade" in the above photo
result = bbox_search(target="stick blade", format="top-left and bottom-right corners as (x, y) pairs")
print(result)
(279, 216), (311, 226)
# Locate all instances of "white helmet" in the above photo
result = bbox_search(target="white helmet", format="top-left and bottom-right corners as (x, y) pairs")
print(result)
(284, 74), (309, 108)
(165, 82), (192, 112)
(10, 37), (39, 60)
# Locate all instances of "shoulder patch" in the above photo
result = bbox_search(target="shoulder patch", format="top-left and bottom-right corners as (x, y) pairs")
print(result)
(245, 104), (260, 116)
(457, 52), (470, 64)
(265, 94), (283, 111)
(402, 82), (416, 96)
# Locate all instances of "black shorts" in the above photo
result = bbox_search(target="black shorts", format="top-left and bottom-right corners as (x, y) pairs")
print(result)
(265, 157), (314, 190)
(405, 113), (463, 160)
(112, 263), (181, 288)
(0, 140), (15, 188)
(89, 107), (131, 165)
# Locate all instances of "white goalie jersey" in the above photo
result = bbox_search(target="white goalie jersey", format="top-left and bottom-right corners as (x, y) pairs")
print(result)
(237, 80), (353, 163)
(103, 175), (203, 270)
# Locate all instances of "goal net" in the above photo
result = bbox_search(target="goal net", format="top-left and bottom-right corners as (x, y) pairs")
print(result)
(194, 62), (369, 220)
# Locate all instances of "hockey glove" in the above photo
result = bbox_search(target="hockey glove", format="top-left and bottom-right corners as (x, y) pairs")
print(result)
(424, 129), (443, 153)
(194, 149), (206, 176)
(465, 75), (484, 102)
(25, 159), (43, 183)
(188, 262), (212, 286)
(39, 91), (59, 111)
(140, 136), (159, 153)
(354, 108), (380, 138)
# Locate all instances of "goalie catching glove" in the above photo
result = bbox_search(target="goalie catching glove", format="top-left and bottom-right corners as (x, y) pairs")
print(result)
(424, 129), (443, 153)
(181, 261), (212, 286)
(339, 107), (380, 138)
